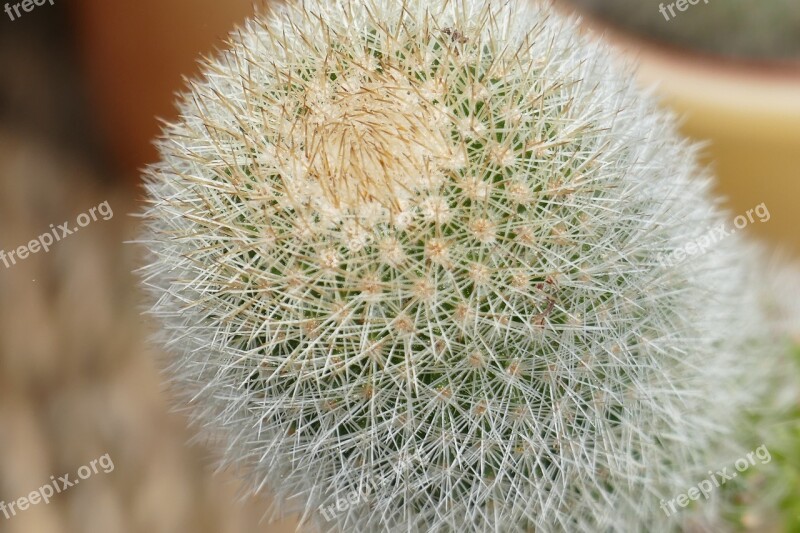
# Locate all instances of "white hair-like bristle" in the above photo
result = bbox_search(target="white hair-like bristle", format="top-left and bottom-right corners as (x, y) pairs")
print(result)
(139, 0), (779, 530)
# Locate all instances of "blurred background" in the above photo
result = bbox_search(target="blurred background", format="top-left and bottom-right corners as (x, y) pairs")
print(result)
(0, 0), (797, 532)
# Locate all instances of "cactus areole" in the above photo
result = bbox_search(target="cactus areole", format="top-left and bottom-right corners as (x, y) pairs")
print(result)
(142, 0), (765, 530)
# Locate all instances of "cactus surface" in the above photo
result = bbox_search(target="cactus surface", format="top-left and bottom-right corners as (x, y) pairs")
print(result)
(141, 0), (773, 530)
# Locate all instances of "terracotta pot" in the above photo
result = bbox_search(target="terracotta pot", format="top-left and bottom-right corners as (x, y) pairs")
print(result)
(68, 0), (258, 176)
(563, 8), (800, 255)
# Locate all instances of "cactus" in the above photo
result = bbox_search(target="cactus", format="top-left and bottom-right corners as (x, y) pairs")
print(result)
(561, 0), (800, 60)
(140, 0), (777, 530)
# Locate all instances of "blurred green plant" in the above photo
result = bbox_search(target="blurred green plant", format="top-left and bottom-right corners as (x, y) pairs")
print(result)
(759, 345), (800, 531)
(716, 344), (800, 531)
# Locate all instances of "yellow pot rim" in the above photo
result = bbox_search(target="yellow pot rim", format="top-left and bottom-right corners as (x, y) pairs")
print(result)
(563, 7), (800, 143)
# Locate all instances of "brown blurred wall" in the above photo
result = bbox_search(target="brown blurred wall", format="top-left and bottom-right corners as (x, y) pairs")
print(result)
(68, 0), (257, 175)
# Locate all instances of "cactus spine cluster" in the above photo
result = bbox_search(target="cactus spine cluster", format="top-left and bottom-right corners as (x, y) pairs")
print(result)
(141, 0), (773, 530)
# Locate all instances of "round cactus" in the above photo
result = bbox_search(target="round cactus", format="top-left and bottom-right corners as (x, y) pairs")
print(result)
(140, 0), (774, 530)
